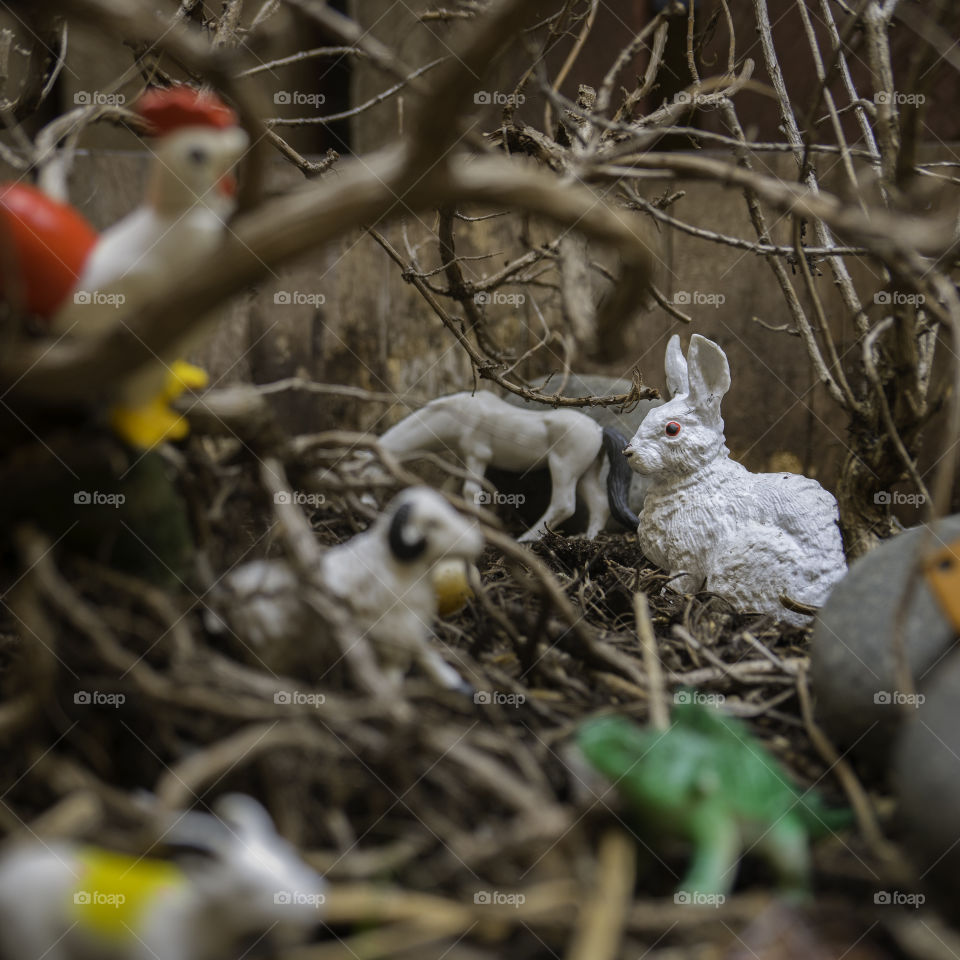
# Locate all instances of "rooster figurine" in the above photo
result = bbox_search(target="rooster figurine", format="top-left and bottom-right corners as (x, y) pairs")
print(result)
(0, 85), (248, 448)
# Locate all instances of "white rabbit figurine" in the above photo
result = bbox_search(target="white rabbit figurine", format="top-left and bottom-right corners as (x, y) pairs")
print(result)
(623, 334), (846, 625)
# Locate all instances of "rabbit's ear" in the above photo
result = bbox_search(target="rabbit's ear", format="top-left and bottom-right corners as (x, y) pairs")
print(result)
(687, 335), (730, 412)
(664, 334), (689, 398)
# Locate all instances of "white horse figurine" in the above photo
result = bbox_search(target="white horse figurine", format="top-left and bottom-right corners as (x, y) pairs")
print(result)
(371, 391), (638, 541)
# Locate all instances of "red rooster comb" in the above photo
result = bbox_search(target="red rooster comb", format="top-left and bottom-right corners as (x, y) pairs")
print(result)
(136, 85), (237, 136)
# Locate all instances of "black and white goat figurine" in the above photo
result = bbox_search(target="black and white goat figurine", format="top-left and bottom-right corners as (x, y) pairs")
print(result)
(320, 486), (483, 690)
(216, 487), (482, 691)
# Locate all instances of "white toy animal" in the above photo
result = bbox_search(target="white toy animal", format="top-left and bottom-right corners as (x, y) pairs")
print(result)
(505, 373), (663, 517)
(49, 86), (248, 448)
(623, 334), (847, 625)
(0, 794), (325, 960)
(320, 486), (484, 690)
(371, 390), (639, 541)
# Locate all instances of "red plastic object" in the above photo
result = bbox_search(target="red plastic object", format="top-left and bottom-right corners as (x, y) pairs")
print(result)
(0, 183), (98, 319)
(137, 85), (237, 136)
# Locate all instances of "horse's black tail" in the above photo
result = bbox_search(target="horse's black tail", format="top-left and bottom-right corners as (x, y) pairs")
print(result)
(602, 426), (640, 531)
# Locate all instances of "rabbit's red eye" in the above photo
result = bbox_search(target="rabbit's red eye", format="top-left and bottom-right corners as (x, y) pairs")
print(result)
(665, 421), (681, 437)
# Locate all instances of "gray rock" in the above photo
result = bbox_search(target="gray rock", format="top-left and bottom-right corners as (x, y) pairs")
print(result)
(503, 374), (662, 515)
(810, 515), (960, 768)
(893, 648), (960, 912)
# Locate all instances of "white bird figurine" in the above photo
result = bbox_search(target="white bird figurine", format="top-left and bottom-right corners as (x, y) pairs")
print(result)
(0, 84), (248, 448)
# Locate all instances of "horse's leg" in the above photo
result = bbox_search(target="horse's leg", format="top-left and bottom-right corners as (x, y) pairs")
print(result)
(518, 452), (579, 541)
(460, 442), (491, 506)
(578, 455), (609, 539)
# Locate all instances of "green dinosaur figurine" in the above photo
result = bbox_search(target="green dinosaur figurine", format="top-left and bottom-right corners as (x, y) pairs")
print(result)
(577, 698), (852, 897)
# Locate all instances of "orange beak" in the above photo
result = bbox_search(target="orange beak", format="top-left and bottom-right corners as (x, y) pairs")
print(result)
(216, 173), (238, 198)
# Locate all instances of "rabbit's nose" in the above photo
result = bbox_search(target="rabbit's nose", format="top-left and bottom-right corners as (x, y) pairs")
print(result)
(623, 446), (634, 459)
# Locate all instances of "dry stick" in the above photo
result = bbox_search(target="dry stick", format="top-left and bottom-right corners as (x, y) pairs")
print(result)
(817, 0), (885, 183)
(717, 0), (736, 76)
(594, 151), (953, 258)
(752, 0), (866, 324)
(627, 190), (866, 257)
(595, 12), (667, 117)
(794, 0), (862, 202)
(795, 666), (908, 874)
(266, 58), (446, 127)
(368, 228), (657, 408)
(278, 0), (418, 85)
(671, 624), (758, 685)
(256, 377), (428, 407)
(155, 721), (320, 809)
(925, 275), (960, 522)
(409, 0), (543, 169)
(544, 0), (599, 135)
(671, 659), (804, 686)
(437, 208), (506, 362)
(565, 830), (636, 960)
(609, 125), (879, 161)
(610, 19), (670, 126)
(634, 592), (668, 730)
(716, 100), (858, 415)
(862, 317), (933, 506)
(792, 216), (860, 412)
(739, 630), (792, 674)
(265, 131), (338, 179)
(684, 0), (699, 85)
(863, 2), (899, 186)
(424, 730), (563, 817)
(235, 45), (368, 78)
